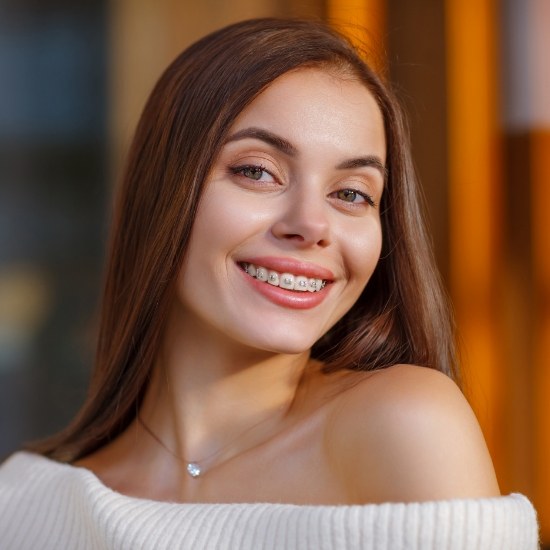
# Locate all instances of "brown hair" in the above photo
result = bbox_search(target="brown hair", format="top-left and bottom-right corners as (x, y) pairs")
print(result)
(35, 18), (458, 461)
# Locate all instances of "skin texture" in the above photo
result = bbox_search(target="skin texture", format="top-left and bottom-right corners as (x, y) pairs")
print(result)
(175, 67), (386, 356)
(76, 68), (500, 504)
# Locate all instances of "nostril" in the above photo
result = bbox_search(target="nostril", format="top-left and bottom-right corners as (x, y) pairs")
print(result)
(285, 233), (305, 241)
(271, 215), (331, 247)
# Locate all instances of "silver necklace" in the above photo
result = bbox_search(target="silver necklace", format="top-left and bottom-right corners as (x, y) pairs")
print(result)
(137, 411), (283, 478)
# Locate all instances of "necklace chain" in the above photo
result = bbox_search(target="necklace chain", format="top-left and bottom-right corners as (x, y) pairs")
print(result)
(137, 409), (285, 479)
(138, 415), (207, 478)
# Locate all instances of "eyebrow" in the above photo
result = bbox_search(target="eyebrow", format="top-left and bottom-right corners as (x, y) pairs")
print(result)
(225, 126), (387, 179)
(336, 156), (387, 180)
(225, 127), (297, 156)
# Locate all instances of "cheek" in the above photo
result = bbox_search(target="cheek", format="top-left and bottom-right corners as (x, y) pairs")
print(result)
(343, 220), (383, 285)
(193, 183), (274, 249)
(187, 192), (247, 258)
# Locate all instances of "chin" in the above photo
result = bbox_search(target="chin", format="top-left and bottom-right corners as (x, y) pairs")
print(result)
(235, 328), (321, 356)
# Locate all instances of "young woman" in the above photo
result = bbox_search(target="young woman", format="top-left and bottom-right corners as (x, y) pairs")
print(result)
(0, 18), (538, 549)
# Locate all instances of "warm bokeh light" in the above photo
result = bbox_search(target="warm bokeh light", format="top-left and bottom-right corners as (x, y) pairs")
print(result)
(327, 0), (386, 71)
(533, 130), (550, 539)
(445, 0), (503, 459)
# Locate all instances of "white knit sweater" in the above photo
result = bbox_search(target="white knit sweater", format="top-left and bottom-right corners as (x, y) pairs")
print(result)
(0, 452), (539, 550)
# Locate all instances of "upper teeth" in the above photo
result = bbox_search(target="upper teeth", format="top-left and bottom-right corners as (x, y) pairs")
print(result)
(243, 263), (326, 292)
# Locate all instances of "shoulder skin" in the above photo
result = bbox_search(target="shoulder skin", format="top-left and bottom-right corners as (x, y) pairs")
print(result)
(326, 364), (500, 504)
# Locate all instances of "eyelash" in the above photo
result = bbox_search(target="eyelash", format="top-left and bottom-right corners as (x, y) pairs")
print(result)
(230, 164), (273, 182)
(229, 163), (376, 208)
(332, 189), (376, 207)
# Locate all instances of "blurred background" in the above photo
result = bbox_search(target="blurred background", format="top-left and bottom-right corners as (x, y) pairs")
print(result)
(0, 0), (548, 543)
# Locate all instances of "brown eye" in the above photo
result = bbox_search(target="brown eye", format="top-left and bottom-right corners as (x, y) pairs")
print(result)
(331, 188), (376, 207)
(337, 189), (360, 202)
(230, 164), (278, 186)
(241, 166), (265, 180)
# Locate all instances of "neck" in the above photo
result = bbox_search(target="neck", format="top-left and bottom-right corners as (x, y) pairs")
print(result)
(139, 314), (313, 471)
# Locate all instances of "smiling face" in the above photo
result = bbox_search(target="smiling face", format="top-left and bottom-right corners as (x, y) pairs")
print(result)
(173, 67), (386, 355)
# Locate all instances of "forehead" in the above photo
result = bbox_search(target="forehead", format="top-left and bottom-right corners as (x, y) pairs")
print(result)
(228, 67), (386, 163)
(242, 66), (381, 119)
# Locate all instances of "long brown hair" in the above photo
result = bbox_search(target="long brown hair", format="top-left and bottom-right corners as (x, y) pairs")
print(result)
(35, 18), (458, 461)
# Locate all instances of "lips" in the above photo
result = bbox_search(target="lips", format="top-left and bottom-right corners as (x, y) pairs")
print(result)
(236, 256), (334, 309)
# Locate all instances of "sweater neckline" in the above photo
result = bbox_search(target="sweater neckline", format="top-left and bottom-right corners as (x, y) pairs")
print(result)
(7, 451), (522, 510)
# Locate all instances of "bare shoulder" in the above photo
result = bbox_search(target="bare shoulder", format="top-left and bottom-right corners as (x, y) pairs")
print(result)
(325, 364), (500, 503)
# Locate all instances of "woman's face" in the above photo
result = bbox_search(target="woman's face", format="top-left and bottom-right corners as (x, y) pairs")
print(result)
(174, 68), (386, 355)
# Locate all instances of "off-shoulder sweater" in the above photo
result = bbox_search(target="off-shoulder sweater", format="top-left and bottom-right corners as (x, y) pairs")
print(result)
(0, 452), (539, 549)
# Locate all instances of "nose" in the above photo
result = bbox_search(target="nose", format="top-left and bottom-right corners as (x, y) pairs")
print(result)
(270, 188), (332, 248)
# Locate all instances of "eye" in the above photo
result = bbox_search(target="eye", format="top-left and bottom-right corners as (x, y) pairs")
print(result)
(231, 164), (274, 182)
(332, 188), (376, 207)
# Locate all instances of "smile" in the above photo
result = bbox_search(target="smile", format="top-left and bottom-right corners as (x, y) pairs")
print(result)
(240, 262), (327, 293)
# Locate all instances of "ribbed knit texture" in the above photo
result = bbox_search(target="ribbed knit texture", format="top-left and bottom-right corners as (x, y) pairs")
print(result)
(0, 452), (539, 549)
